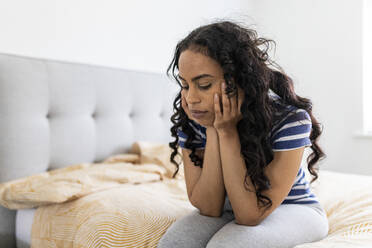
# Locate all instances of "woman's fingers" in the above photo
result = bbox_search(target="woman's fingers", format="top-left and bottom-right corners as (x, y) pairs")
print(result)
(230, 92), (238, 116)
(222, 82), (230, 115)
(214, 93), (222, 117)
(214, 82), (244, 129)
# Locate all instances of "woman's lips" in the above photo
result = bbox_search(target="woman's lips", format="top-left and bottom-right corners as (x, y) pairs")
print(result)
(190, 111), (207, 119)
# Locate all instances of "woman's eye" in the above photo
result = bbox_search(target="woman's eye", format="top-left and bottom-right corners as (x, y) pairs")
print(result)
(199, 84), (211, 90)
(180, 83), (211, 90)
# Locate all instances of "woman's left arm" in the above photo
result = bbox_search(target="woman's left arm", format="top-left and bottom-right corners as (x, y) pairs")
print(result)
(217, 128), (305, 226)
(214, 82), (305, 226)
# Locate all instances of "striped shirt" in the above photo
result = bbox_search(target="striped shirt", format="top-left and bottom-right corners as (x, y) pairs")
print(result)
(177, 89), (319, 205)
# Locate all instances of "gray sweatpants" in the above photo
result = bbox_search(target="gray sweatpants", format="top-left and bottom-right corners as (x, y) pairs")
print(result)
(157, 196), (329, 248)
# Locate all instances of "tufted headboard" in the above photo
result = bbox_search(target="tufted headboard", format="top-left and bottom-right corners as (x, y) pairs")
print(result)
(0, 53), (179, 247)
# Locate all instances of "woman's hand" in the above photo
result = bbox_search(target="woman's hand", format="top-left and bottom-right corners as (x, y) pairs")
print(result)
(213, 81), (244, 134)
(181, 90), (192, 119)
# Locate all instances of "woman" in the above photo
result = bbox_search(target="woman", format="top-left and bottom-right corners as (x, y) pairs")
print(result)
(158, 20), (329, 248)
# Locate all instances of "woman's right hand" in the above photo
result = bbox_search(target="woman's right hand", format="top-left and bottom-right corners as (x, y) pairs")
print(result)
(181, 90), (192, 119)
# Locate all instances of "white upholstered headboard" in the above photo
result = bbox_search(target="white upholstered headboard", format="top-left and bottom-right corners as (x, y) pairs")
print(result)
(0, 53), (179, 247)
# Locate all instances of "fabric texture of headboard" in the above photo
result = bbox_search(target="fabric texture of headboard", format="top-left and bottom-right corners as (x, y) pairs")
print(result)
(0, 52), (179, 247)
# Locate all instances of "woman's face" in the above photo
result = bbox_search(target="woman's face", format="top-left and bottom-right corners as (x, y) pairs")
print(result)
(178, 49), (226, 127)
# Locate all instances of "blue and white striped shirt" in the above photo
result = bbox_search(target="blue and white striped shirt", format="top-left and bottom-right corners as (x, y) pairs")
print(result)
(177, 89), (319, 205)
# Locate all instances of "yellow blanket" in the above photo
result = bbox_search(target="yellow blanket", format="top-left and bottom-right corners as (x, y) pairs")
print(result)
(31, 178), (194, 247)
(31, 141), (193, 248)
(0, 142), (184, 210)
(1, 142), (372, 247)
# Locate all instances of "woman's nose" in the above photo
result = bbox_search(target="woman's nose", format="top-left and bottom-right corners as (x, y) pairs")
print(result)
(185, 88), (201, 104)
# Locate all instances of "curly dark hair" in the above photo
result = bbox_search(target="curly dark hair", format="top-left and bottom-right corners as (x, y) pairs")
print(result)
(167, 19), (326, 211)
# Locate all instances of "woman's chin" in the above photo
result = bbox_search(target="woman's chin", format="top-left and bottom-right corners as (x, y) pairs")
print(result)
(192, 118), (212, 128)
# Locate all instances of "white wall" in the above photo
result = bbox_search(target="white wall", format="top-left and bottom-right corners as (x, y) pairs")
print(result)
(0, 0), (251, 74)
(363, 0), (372, 132)
(247, 0), (372, 175)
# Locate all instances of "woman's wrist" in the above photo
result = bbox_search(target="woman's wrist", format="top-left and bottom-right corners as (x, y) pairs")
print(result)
(206, 126), (217, 134)
(216, 127), (239, 139)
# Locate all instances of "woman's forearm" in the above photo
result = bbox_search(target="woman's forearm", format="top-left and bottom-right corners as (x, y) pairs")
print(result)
(190, 127), (226, 217)
(217, 127), (260, 224)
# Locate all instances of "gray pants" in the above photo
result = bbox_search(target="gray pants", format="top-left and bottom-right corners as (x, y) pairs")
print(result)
(157, 196), (329, 248)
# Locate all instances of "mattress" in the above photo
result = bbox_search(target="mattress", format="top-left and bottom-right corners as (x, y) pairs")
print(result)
(15, 208), (36, 248)
(12, 170), (372, 248)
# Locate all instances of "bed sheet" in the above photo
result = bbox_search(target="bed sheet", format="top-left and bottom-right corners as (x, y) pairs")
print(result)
(15, 208), (36, 248)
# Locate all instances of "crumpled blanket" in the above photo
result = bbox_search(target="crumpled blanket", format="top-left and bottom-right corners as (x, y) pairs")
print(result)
(0, 142), (184, 210)
(29, 141), (193, 248)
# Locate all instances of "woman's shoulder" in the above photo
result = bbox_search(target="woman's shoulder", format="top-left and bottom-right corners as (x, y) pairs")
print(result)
(267, 90), (312, 151)
(269, 106), (312, 151)
(268, 89), (311, 127)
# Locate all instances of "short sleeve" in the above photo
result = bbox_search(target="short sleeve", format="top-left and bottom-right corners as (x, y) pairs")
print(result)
(177, 120), (206, 149)
(271, 109), (312, 151)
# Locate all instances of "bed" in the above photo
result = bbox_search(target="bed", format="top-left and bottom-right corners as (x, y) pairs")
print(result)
(1, 52), (372, 248)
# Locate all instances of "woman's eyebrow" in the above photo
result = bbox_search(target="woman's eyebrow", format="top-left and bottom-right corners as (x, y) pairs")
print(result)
(178, 74), (214, 82)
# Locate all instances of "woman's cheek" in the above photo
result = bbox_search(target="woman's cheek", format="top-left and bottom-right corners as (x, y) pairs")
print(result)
(206, 113), (215, 126)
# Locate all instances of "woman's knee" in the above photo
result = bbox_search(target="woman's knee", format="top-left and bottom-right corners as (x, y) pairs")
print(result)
(206, 224), (269, 248)
(157, 230), (203, 248)
(157, 209), (213, 248)
(157, 209), (235, 248)
(206, 205), (330, 248)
